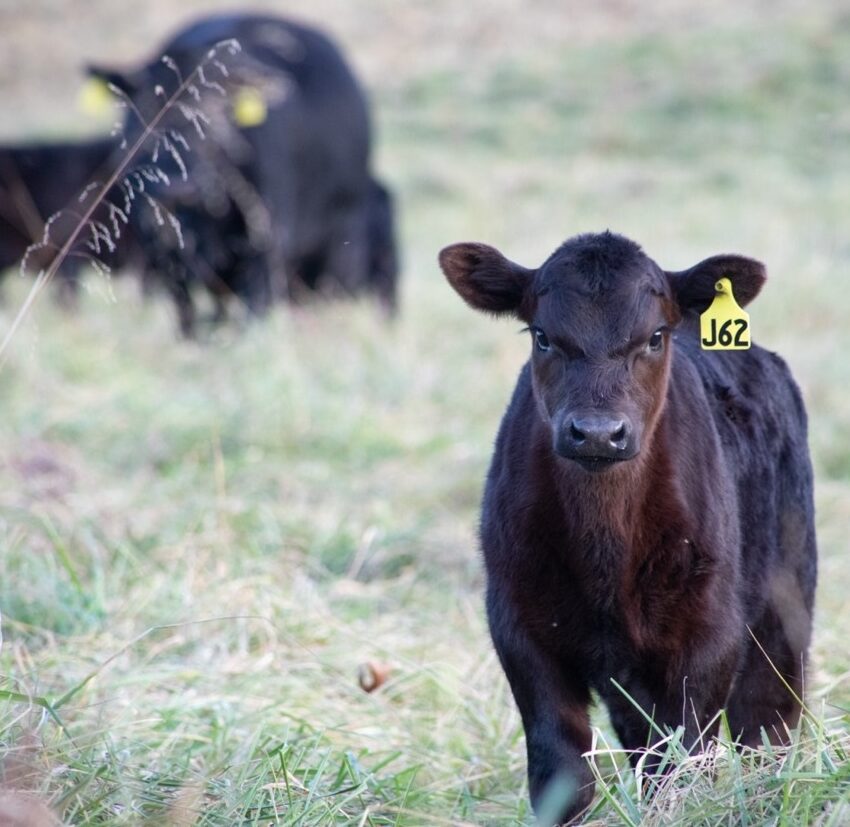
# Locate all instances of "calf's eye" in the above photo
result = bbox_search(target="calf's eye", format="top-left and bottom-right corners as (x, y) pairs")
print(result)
(646, 328), (664, 353)
(533, 328), (550, 352)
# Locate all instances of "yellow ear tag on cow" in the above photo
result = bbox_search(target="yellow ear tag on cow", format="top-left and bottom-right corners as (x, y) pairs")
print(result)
(233, 87), (267, 127)
(700, 277), (750, 350)
(78, 77), (114, 116)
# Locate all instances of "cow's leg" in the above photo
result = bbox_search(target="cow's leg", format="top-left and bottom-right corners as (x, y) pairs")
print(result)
(727, 502), (815, 746)
(488, 599), (594, 825)
(603, 654), (736, 779)
(238, 255), (272, 317)
(162, 261), (195, 338)
(211, 292), (228, 325)
(725, 603), (810, 745)
(322, 208), (369, 297)
(54, 264), (81, 309)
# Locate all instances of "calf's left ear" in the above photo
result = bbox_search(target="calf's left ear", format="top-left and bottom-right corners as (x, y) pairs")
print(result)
(439, 242), (533, 317)
(667, 254), (766, 313)
(86, 64), (140, 97)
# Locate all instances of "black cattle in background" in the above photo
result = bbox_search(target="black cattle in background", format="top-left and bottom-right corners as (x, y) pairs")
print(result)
(88, 13), (399, 335)
(0, 136), (141, 302)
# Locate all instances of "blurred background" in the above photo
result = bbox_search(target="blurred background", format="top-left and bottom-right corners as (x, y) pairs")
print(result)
(0, 0), (847, 824)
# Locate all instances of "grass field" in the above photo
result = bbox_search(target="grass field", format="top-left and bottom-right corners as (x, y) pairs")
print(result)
(1, 1), (849, 824)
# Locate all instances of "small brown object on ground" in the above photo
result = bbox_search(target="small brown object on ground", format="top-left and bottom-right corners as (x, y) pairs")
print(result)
(357, 661), (390, 693)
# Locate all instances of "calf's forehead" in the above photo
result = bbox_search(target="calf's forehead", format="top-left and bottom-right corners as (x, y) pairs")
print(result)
(534, 283), (667, 350)
(536, 240), (669, 331)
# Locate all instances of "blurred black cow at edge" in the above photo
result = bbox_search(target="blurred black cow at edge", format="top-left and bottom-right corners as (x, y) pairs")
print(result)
(88, 13), (399, 336)
(0, 137), (135, 303)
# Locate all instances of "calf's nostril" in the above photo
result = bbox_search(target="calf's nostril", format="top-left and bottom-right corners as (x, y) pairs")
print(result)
(569, 422), (586, 445)
(610, 423), (627, 447)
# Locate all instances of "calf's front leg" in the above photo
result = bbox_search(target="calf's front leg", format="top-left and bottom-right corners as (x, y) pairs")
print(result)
(489, 605), (595, 824)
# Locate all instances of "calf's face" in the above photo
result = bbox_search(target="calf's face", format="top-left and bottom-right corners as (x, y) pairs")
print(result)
(439, 232), (766, 472)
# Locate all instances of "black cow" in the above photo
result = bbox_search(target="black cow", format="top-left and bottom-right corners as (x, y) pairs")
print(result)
(0, 136), (132, 301)
(88, 13), (399, 334)
(439, 231), (816, 824)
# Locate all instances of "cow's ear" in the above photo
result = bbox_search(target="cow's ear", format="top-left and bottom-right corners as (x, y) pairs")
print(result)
(439, 242), (533, 317)
(667, 254), (766, 313)
(86, 63), (139, 97)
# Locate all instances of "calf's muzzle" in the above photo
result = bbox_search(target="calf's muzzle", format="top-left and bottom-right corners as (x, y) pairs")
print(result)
(554, 412), (637, 470)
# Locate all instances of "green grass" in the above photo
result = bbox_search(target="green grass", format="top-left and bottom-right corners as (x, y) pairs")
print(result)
(1, 2), (849, 824)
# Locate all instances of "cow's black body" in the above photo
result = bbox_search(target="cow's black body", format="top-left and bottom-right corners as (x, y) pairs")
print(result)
(92, 13), (398, 334)
(0, 137), (132, 299)
(440, 232), (816, 824)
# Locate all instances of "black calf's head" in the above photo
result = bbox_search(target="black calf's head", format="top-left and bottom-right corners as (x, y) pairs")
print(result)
(440, 232), (765, 472)
(86, 48), (245, 153)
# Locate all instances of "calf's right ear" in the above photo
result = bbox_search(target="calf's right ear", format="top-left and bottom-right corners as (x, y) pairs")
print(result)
(439, 242), (533, 316)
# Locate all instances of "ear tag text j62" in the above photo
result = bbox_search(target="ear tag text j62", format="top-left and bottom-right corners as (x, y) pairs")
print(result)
(700, 277), (750, 350)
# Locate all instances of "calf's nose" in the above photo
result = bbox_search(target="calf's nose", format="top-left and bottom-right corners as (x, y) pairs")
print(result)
(562, 415), (631, 458)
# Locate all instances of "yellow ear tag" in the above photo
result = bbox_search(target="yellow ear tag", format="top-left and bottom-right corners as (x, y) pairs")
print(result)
(700, 277), (750, 350)
(233, 87), (267, 127)
(78, 77), (115, 116)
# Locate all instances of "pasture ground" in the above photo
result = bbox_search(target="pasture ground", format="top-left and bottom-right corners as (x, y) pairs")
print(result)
(0, 0), (849, 823)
